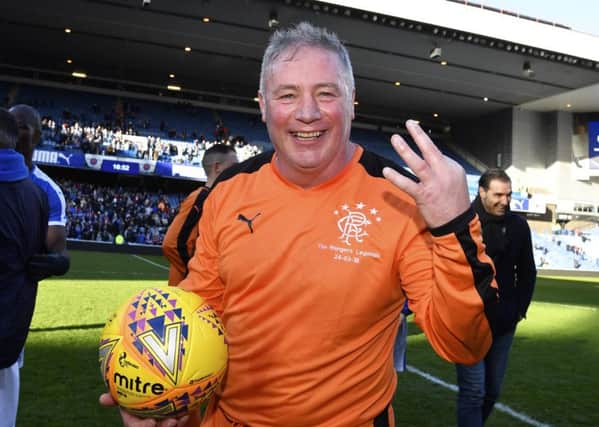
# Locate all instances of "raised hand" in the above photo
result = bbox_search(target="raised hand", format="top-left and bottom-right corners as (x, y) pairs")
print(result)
(383, 120), (471, 228)
(99, 393), (190, 427)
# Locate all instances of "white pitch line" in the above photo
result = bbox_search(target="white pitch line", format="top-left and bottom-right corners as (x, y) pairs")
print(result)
(67, 269), (150, 276)
(533, 301), (597, 311)
(406, 365), (458, 392)
(494, 402), (552, 427)
(131, 254), (169, 271)
(406, 365), (552, 427)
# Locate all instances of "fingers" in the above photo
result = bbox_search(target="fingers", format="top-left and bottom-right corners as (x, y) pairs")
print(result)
(129, 417), (157, 427)
(121, 410), (158, 427)
(120, 411), (184, 427)
(387, 120), (444, 180)
(99, 393), (189, 427)
(404, 120), (443, 164)
(99, 393), (116, 406)
(384, 133), (422, 198)
(382, 166), (419, 198)
(389, 133), (423, 171)
(384, 120), (471, 227)
(387, 132), (431, 184)
(154, 415), (190, 427)
(177, 416), (191, 427)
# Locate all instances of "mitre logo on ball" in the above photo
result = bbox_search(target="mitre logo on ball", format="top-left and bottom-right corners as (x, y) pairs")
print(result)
(99, 287), (228, 418)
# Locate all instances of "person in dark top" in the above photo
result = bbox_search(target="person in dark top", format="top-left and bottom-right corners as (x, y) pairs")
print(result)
(162, 144), (238, 285)
(455, 168), (537, 427)
(0, 108), (49, 425)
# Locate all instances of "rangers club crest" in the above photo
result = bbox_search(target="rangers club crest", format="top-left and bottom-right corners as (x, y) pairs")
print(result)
(334, 202), (382, 246)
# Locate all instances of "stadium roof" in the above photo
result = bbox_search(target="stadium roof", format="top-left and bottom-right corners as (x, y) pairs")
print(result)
(2, 0), (599, 130)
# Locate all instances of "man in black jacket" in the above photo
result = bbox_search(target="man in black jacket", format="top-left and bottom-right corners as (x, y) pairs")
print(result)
(455, 168), (537, 427)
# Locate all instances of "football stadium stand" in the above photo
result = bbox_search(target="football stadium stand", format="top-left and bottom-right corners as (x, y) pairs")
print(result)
(1, 75), (597, 271)
(1, 81), (478, 172)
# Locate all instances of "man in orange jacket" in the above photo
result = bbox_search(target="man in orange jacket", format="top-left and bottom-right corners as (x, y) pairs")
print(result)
(102, 22), (497, 427)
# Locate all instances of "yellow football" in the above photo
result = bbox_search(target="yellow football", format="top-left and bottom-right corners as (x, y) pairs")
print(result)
(99, 287), (227, 418)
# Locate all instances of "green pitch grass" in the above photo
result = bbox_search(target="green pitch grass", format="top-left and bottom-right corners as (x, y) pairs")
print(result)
(18, 251), (599, 426)
(396, 275), (599, 427)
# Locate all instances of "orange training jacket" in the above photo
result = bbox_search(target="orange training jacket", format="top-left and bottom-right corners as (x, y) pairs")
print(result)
(179, 147), (498, 427)
(162, 186), (209, 285)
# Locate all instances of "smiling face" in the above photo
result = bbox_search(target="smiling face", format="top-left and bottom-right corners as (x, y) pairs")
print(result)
(258, 45), (355, 188)
(479, 178), (512, 216)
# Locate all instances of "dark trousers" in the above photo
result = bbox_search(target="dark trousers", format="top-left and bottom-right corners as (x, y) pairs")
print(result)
(455, 331), (515, 427)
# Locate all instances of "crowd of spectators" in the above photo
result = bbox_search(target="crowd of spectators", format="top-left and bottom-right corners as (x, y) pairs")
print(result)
(532, 225), (599, 270)
(60, 178), (181, 246)
(34, 101), (265, 247)
(39, 116), (263, 165)
(57, 170), (599, 263)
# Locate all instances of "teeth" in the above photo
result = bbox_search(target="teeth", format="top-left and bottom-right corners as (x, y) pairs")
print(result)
(293, 131), (322, 139)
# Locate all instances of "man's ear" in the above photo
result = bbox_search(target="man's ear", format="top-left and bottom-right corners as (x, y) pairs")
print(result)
(208, 162), (218, 177)
(214, 162), (225, 175)
(350, 89), (356, 120)
(34, 127), (42, 147)
(258, 92), (266, 123)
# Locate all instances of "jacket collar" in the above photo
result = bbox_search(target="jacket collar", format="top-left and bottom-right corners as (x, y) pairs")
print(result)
(0, 149), (29, 182)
